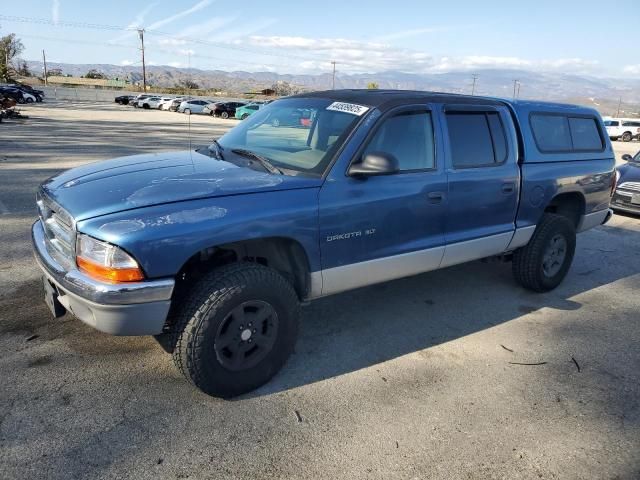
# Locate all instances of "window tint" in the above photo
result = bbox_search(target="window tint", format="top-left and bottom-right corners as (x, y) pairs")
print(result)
(569, 117), (603, 150)
(364, 111), (435, 171)
(446, 112), (505, 167)
(622, 121), (640, 127)
(530, 114), (572, 151)
(604, 120), (619, 127)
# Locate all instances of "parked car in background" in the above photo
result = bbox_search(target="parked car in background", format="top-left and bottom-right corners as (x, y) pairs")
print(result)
(178, 99), (212, 114)
(4, 84), (44, 102)
(611, 150), (640, 214)
(0, 87), (25, 104)
(131, 94), (151, 108)
(203, 101), (247, 119)
(158, 97), (178, 110)
(139, 96), (163, 109)
(32, 90), (614, 398)
(167, 98), (184, 112)
(603, 118), (640, 142)
(234, 103), (262, 120)
(115, 95), (134, 105)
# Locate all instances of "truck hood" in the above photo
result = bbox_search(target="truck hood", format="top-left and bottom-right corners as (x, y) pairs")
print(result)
(41, 150), (322, 221)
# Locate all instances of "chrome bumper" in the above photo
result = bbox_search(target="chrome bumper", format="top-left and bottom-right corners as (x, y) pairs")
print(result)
(32, 220), (175, 335)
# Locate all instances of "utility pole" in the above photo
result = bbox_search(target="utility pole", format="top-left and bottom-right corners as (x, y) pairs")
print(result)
(512, 79), (519, 100)
(138, 29), (147, 92)
(616, 97), (622, 117)
(517, 82), (521, 99)
(331, 61), (336, 89)
(42, 50), (48, 85)
(471, 74), (478, 96)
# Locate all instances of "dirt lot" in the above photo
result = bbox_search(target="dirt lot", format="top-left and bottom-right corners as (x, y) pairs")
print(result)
(1, 101), (639, 480)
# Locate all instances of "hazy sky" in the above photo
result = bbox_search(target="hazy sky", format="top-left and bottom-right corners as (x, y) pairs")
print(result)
(1, 0), (638, 77)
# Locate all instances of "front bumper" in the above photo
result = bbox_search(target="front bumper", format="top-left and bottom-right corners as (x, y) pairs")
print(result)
(32, 220), (175, 335)
(612, 191), (640, 215)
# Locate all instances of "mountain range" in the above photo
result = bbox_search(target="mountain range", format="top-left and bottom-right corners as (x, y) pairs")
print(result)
(25, 61), (640, 115)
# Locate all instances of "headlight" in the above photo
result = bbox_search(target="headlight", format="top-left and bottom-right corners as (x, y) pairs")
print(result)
(76, 234), (144, 283)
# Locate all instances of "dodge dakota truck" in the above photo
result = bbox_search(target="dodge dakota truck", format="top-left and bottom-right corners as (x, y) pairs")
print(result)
(32, 90), (615, 397)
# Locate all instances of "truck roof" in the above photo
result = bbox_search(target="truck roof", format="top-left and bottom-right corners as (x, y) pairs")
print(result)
(292, 89), (597, 116)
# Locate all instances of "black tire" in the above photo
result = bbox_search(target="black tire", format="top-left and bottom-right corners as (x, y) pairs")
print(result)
(221, 111), (229, 119)
(622, 131), (632, 142)
(26, 97), (34, 103)
(184, 108), (191, 115)
(143, 103), (150, 109)
(171, 263), (300, 398)
(512, 213), (576, 292)
(241, 113), (249, 120)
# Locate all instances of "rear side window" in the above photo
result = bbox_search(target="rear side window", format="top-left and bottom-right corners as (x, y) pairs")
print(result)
(446, 112), (507, 168)
(569, 117), (603, 150)
(530, 115), (572, 151)
(604, 120), (619, 127)
(530, 113), (603, 153)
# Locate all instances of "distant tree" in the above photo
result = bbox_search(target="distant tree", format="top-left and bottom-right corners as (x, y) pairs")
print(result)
(271, 81), (302, 96)
(0, 33), (25, 81)
(367, 82), (379, 89)
(85, 69), (107, 79)
(181, 79), (200, 89)
(47, 68), (63, 77)
(17, 60), (31, 77)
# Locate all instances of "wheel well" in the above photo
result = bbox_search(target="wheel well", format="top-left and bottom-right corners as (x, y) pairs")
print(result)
(175, 237), (311, 301)
(543, 192), (585, 228)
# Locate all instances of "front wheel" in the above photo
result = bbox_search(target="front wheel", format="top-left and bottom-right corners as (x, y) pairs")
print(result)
(171, 263), (300, 398)
(221, 111), (229, 119)
(26, 97), (34, 103)
(241, 113), (249, 120)
(622, 132), (632, 142)
(184, 109), (191, 115)
(512, 213), (576, 292)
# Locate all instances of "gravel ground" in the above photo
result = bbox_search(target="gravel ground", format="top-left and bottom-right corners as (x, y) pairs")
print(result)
(1, 101), (639, 480)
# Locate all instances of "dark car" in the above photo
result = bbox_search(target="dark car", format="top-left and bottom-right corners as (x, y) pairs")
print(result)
(612, 151), (640, 215)
(0, 87), (25, 103)
(115, 95), (134, 105)
(203, 101), (246, 119)
(14, 84), (44, 100)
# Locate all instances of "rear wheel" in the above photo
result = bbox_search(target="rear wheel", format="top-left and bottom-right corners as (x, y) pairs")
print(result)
(221, 111), (229, 119)
(171, 263), (300, 398)
(622, 131), (632, 142)
(184, 108), (191, 115)
(25, 97), (34, 103)
(512, 213), (576, 292)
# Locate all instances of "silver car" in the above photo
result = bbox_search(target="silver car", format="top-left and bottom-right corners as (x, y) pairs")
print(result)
(177, 99), (213, 115)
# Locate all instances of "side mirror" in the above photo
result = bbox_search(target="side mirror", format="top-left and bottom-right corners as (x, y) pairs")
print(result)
(622, 154), (632, 162)
(349, 152), (400, 177)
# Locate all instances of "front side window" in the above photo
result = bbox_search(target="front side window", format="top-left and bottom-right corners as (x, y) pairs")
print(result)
(446, 112), (507, 167)
(216, 98), (363, 176)
(363, 111), (435, 171)
(604, 120), (619, 127)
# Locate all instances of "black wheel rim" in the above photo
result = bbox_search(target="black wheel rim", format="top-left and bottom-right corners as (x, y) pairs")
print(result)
(214, 300), (279, 371)
(542, 234), (567, 277)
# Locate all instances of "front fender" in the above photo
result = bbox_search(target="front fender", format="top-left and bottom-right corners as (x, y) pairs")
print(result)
(76, 189), (321, 278)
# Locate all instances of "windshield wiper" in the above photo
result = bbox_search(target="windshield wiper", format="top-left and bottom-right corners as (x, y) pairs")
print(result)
(207, 139), (225, 160)
(231, 148), (283, 175)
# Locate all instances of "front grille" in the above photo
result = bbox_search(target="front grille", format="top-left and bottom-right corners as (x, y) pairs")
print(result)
(37, 191), (76, 267)
(618, 182), (640, 193)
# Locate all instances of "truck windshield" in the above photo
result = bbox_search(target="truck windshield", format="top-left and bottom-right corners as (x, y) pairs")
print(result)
(215, 98), (364, 176)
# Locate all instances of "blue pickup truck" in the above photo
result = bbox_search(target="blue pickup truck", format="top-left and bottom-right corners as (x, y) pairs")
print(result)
(32, 90), (615, 397)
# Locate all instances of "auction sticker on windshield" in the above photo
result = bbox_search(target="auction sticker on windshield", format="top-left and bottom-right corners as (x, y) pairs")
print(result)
(326, 102), (370, 116)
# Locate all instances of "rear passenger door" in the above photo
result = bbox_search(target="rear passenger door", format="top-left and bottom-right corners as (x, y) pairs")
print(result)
(440, 105), (520, 267)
